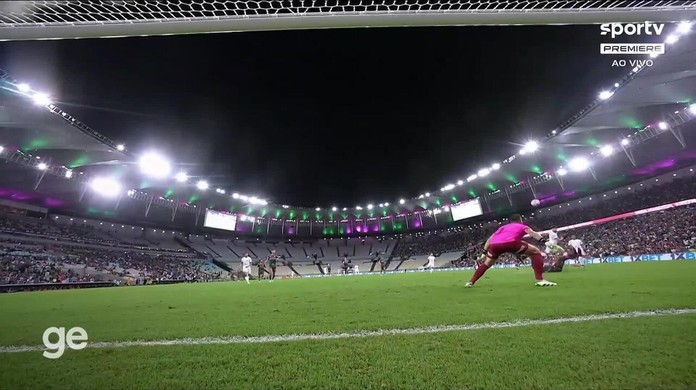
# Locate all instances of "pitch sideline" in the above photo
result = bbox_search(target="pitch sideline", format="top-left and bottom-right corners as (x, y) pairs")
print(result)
(1, 308), (694, 354)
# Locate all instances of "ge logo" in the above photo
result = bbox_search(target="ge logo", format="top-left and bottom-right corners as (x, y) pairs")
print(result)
(42, 327), (88, 359)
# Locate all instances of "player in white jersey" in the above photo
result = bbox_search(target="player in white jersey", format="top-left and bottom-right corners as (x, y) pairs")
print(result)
(426, 253), (436, 273)
(241, 253), (253, 284)
(567, 237), (586, 267)
(545, 228), (565, 255)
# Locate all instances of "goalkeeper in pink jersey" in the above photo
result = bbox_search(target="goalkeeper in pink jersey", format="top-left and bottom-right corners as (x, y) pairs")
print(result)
(466, 214), (556, 287)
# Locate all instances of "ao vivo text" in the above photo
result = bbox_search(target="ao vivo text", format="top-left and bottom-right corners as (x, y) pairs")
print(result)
(42, 326), (88, 359)
(612, 59), (654, 68)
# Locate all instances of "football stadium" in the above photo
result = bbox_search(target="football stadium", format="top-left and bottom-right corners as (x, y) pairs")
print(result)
(1, 1), (696, 389)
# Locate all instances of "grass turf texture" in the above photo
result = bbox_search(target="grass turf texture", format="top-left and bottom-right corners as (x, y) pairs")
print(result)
(1, 261), (695, 389)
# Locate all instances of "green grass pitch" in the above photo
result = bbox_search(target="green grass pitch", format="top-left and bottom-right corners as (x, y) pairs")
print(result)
(1, 261), (696, 389)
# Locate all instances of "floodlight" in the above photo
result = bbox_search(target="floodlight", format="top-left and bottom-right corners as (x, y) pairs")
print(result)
(614, 83), (620, 88)
(316, 207), (321, 211)
(174, 171), (188, 183)
(216, 188), (225, 194)
(384, 202), (389, 207)
(37, 162), (47, 170)
(598, 90), (613, 100)
(690, 103), (696, 115)
(116, 144), (125, 151)
(568, 157), (590, 172)
(621, 138), (630, 146)
(456, 180), (464, 186)
(0, 145), (4, 153)
(556, 168), (568, 176)
(491, 163), (501, 170)
(399, 199), (406, 204)
(443, 184), (455, 191)
(138, 152), (172, 179)
(90, 177), (122, 198)
(519, 141), (539, 155)
(232, 193), (240, 199)
(196, 180), (209, 190)
(65, 170), (73, 178)
(600, 145), (614, 157)
(658, 121), (668, 130)
(17, 83), (30, 93)
(665, 34), (679, 44)
(356, 206), (363, 210)
(342, 207), (348, 211)
(32, 92), (52, 106)
(467, 174), (477, 182)
(478, 168), (490, 177)
(331, 207), (337, 211)
(677, 21), (693, 34)
(425, 192), (430, 197)
(367, 204), (373, 210)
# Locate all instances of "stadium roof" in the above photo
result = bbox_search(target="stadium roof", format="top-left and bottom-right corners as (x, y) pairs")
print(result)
(0, 27), (695, 228)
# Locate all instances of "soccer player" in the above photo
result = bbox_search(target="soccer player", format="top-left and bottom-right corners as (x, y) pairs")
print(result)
(426, 253), (436, 273)
(379, 254), (388, 275)
(267, 250), (278, 282)
(256, 257), (267, 281)
(240, 253), (252, 284)
(545, 228), (565, 255)
(567, 236), (586, 267)
(466, 214), (556, 287)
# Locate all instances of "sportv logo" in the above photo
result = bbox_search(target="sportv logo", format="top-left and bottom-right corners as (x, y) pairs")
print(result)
(600, 22), (665, 39)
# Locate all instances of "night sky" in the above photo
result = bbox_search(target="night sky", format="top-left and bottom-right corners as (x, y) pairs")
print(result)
(0, 25), (630, 207)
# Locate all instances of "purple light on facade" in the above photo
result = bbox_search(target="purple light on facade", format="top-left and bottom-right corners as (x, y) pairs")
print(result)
(412, 221), (421, 228)
(355, 226), (362, 233)
(44, 198), (63, 207)
(346, 227), (352, 234)
(286, 227), (295, 235)
(371, 224), (380, 232)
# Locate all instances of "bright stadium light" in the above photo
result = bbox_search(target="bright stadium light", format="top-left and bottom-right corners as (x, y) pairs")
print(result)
(356, 206), (363, 210)
(467, 174), (478, 182)
(677, 21), (693, 34)
(384, 202), (389, 207)
(690, 103), (696, 115)
(598, 90), (613, 100)
(37, 162), (47, 170)
(116, 144), (125, 151)
(316, 207), (321, 211)
(64, 170), (73, 178)
(138, 152), (171, 179)
(665, 34), (679, 44)
(196, 180), (209, 190)
(456, 180), (464, 186)
(32, 92), (52, 106)
(367, 204), (373, 210)
(90, 177), (122, 198)
(216, 188), (225, 194)
(17, 83), (31, 93)
(232, 192), (240, 199)
(175, 171), (188, 183)
(658, 121), (668, 130)
(0, 145), (4, 154)
(331, 206), (337, 212)
(569, 157), (590, 172)
(519, 141), (539, 155)
(399, 199), (406, 205)
(424, 192), (430, 197)
(478, 168), (490, 177)
(443, 184), (455, 191)
(557, 168), (568, 176)
(491, 163), (501, 170)
(621, 138), (630, 146)
(600, 145), (614, 157)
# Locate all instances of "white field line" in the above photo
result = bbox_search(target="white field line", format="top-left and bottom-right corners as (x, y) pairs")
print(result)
(2, 308), (695, 354)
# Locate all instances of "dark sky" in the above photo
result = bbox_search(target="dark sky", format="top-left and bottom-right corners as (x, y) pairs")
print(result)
(0, 25), (628, 207)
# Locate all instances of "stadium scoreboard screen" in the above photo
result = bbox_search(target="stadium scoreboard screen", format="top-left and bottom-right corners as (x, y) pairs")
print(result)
(450, 199), (483, 221)
(203, 210), (237, 231)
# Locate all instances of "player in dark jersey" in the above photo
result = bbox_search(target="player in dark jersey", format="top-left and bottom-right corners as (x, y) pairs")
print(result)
(341, 256), (351, 275)
(267, 250), (278, 281)
(256, 258), (268, 281)
(378, 253), (388, 274)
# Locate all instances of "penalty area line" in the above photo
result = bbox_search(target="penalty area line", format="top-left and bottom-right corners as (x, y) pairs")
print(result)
(2, 308), (695, 354)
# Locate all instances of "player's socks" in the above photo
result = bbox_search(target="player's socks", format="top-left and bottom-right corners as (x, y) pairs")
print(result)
(244, 275), (249, 284)
(530, 252), (545, 281)
(469, 263), (490, 284)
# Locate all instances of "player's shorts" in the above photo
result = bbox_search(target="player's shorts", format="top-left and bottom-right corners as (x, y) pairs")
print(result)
(570, 246), (586, 257)
(545, 242), (564, 253)
(487, 241), (528, 260)
(242, 266), (251, 274)
(427, 261), (435, 268)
